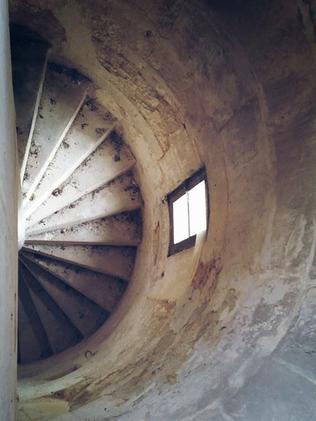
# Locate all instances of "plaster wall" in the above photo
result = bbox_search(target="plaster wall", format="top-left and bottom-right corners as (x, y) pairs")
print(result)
(0, 0), (18, 419)
(10, 0), (316, 420)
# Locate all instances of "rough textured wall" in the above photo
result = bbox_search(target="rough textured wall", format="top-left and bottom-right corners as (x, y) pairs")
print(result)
(10, 0), (316, 420)
(0, 1), (18, 420)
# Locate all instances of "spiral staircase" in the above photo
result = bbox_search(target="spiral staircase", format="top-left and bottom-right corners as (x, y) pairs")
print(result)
(12, 26), (143, 365)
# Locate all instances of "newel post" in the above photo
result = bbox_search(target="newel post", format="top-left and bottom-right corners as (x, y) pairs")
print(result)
(0, 0), (18, 419)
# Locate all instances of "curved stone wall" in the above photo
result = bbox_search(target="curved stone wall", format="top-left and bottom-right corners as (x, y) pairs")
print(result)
(11, 1), (316, 420)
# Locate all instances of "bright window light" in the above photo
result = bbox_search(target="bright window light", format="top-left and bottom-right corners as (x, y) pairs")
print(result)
(173, 194), (189, 244)
(188, 180), (207, 236)
(172, 179), (207, 245)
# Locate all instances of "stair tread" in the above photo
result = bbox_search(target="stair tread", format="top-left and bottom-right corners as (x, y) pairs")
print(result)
(26, 172), (141, 234)
(21, 261), (82, 354)
(22, 257), (108, 337)
(18, 296), (43, 364)
(22, 244), (136, 281)
(22, 62), (88, 203)
(26, 210), (142, 246)
(21, 255), (126, 312)
(25, 131), (135, 223)
(11, 35), (49, 176)
(28, 288), (80, 355)
(19, 266), (53, 359)
(24, 98), (116, 216)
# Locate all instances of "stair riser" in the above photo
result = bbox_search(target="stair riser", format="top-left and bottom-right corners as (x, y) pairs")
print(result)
(23, 254), (126, 312)
(24, 110), (116, 216)
(22, 245), (136, 281)
(19, 52), (49, 181)
(25, 211), (142, 246)
(22, 64), (88, 203)
(26, 173), (141, 234)
(26, 160), (135, 226)
(22, 257), (108, 338)
(23, 95), (87, 205)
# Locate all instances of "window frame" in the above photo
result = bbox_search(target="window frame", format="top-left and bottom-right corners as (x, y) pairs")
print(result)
(167, 167), (209, 256)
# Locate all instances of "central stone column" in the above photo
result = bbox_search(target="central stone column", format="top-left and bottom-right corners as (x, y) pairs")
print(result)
(18, 189), (25, 250)
(0, 0), (18, 419)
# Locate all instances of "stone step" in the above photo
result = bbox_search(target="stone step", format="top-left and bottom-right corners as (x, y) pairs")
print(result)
(24, 98), (116, 216)
(22, 244), (136, 281)
(22, 254), (126, 312)
(18, 296), (43, 364)
(27, 172), (141, 234)
(20, 261), (82, 354)
(19, 265), (54, 359)
(22, 257), (108, 337)
(27, 288), (80, 356)
(25, 210), (142, 246)
(25, 132), (135, 222)
(11, 31), (49, 178)
(22, 62), (88, 203)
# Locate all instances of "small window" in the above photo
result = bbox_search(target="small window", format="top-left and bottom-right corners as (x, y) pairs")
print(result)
(168, 168), (208, 255)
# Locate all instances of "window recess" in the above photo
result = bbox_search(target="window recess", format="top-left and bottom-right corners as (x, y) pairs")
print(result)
(167, 168), (208, 255)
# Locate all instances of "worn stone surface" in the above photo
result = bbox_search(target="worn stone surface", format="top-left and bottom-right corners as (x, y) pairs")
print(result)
(22, 245), (136, 281)
(24, 98), (116, 217)
(26, 211), (142, 246)
(22, 63), (88, 203)
(21, 255), (127, 313)
(25, 132), (135, 223)
(9, 0), (316, 420)
(11, 27), (49, 174)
